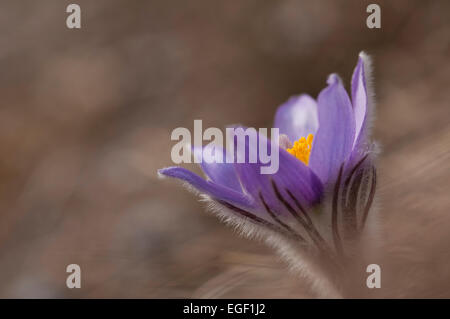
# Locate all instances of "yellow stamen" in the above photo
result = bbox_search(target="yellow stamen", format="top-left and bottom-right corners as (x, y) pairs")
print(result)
(286, 134), (314, 165)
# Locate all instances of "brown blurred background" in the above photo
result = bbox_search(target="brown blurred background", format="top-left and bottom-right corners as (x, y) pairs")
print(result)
(0, 0), (448, 298)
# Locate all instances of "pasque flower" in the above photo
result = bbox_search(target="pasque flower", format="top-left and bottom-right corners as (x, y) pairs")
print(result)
(159, 53), (378, 295)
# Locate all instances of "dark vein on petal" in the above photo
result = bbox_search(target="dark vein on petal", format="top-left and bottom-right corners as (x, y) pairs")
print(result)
(332, 164), (344, 256)
(360, 166), (377, 230)
(285, 189), (313, 225)
(342, 154), (370, 237)
(344, 170), (364, 235)
(258, 192), (305, 242)
(270, 179), (325, 252)
(285, 188), (329, 248)
(216, 199), (304, 242)
(344, 153), (369, 187)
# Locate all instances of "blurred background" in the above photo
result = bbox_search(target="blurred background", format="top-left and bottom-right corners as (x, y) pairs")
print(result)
(0, 0), (448, 298)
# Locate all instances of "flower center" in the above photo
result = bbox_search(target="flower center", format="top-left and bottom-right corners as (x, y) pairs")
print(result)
(286, 134), (314, 165)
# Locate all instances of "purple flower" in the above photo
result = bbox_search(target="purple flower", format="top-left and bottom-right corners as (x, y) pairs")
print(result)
(159, 53), (377, 256)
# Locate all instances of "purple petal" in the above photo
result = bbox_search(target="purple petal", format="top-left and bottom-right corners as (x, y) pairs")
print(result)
(309, 74), (356, 185)
(351, 53), (368, 148)
(192, 145), (242, 192)
(158, 167), (253, 208)
(231, 127), (323, 214)
(274, 94), (319, 143)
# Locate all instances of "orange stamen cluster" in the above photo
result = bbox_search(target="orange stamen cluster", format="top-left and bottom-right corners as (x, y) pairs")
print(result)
(286, 134), (314, 165)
